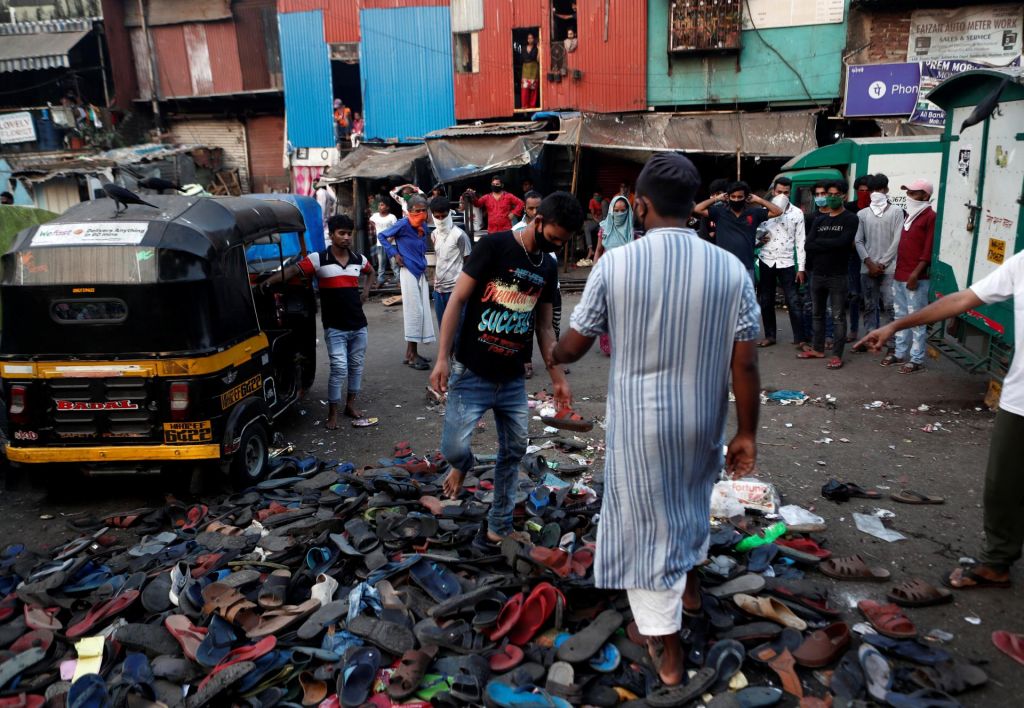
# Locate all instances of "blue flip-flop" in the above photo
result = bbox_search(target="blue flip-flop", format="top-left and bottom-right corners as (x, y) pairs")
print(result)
(589, 642), (621, 672)
(68, 673), (110, 708)
(409, 558), (462, 603)
(485, 682), (572, 708)
(862, 634), (952, 666)
(195, 615), (237, 668)
(339, 646), (382, 706)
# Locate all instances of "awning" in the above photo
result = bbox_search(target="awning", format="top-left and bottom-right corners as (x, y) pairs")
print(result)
(424, 121), (548, 183)
(0, 20), (92, 73)
(547, 111), (819, 161)
(319, 144), (429, 185)
(7, 143), (204, 183)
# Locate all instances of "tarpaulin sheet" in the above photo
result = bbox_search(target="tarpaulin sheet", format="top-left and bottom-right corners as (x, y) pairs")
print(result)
(425, 133), (546, 183)
(319, 145), (428, 185)
(547, 111), (818, 159)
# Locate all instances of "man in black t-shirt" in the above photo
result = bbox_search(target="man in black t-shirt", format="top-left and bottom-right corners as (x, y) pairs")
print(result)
(800, 180), (860, 369)
(430, 192), (584, 544)
(692, 180), (782, 278)
(265, 215), (375, 429)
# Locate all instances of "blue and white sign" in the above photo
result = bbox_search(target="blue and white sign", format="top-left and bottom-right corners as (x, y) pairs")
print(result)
(844, 63), (921, 117)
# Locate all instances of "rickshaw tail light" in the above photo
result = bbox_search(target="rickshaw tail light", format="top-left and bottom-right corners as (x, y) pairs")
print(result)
(169, 382), (190, 421)
(9, 385), (27, 424)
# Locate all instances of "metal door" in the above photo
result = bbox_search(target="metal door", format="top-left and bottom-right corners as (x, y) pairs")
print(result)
(936, 104), (984, 291)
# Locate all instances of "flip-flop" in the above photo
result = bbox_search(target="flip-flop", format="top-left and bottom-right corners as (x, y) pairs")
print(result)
(112, 623), (181, 657)
(775, 537), (831, 560)
(540, 407), (593, 433)
(858, 600), (916, 639)
(349, 614), (416, 655)
(338, 646), (382, 707)
(820, 554), (891, 581)
(489, 593), (525, 642)
(826, 357), (843, 369)
(352, 417), (379, 428)
(409, 559), (462, 602)
(733, 594), (807, 631)
(556, 609), (622, 663)
(186, 660), (254, 707)
(993, 630), (1024, 666)
(297, 600), (347, 641)
(246, 598), (320, 639)
(0, 646), (45, 688)
(862, 634), (951, 666)
(942, 564), (1011, 589)
(796, 351), (825, 359)
(706, 573), (766, 599)
(65, 589), (140, 638)
(706, 686), (784, 707)
(389, 646), (438, 700)
(507, 583), (564, 646)
(645, 666), (717, 707)
(195, 616), (238, 668)
(705, 638), (745, 684)
(257, 569), (291, 609)
(165, 615), (208, 662)
(891, 489), (945, 505)
(843, 482), (882, 499)
(887, 578), (953, 607)
(751, 645), (803, 698)
(484, 683), (572, 708)
(858, 644), (893, 703)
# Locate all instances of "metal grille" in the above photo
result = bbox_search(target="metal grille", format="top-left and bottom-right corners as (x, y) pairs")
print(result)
(47, 378), (156, 439)
(669, 0), (742, 54)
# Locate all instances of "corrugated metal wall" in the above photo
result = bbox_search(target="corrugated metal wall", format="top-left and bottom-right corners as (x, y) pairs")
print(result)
(451, 0), (483, 32)
(101, 0), (137, 110)
(169, 119), (251, 191)
(234, 0), (283, 90)
(323, 0), (360, 43)
(247, 115), (289, 191)
(279, 11), (336, 148)
(454, 0), (647, 120)
(131, 21), (246, 98)
(35, 178), (82, 214)
(204, 22), (245, 94)
(277, 0), (325, 12)
(360, 5), (455, 142)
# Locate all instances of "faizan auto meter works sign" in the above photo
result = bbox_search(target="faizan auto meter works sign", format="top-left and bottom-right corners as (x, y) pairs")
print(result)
(908, 4), (1023, 67)
(844, 63), (921, 117)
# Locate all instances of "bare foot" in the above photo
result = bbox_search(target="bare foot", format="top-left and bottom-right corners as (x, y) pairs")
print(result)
(343, 406), (363, 419)
(486, 529), (530, 543)
(324, 418), (338, 431)
(442, 469), (465, 499)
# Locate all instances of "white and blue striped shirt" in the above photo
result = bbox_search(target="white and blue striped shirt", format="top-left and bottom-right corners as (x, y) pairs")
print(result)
(570, 227), (761, 591)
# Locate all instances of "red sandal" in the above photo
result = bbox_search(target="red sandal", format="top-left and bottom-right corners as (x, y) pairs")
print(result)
(540, 407), (593, 433)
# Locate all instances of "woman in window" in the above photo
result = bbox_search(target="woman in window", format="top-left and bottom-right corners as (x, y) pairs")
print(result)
(519, 33), (539, 109)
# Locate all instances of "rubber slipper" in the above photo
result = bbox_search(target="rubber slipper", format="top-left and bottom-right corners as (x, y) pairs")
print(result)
(139, 572), (173, 614)
(489, 593), (525, 642)
(197, 635), (276, 693)
(751, 645), (803, 698)
(526, 546), (571, 577)
(943, 564), (1011, 589)
(111, 623), (180, 657)
(67, 673), (109, 708)
(351, 417), (379, 428)
(733, 594), (807, 631)
(820, 554), (891, 581)
(858, 600), (916, 639)
(409, 559), (462, 603)
(843, 482), (881, 499)
(23, 605), (61, 632)
(887, 578), (953, 608)
(862, 635), (951, 666)
(414, 617), (493, 654)
(891, 489), (945, 505)
(826, 357), (843, 369)
(792, 621), (850, 668)
(430, 580), (506, 620)
(544, 661), (581, 703)
(734, 522), (787, 552)
(195, 615), (238, 668)
(163, 615), (208, 662)
(540, 407), (593, 433)
(246, 598), (319, 639)
(389, 646), (437, 700)
(885, 687), (962, 707)
(0, 647), (45, 689)
(186, 660), (254, 707)
(555, 609), (622, 662)
(993, 630), (1024, 666)
(776, 537), (831, 560)
(645, 666), (716, 707)
(257, 569), (291, 609)
(830, 648), (866, 701)
(706, 573), (765, 599)
(909, 659), (987, 695)
(746, 544), (779, 573)
(297, 600), (347, 641)
(349, 614), (416, 655)
(587, 642), (621, 672)
(10, 629), (54, 656)
(343, 518), (380, 554)
(706, 638), (745, 684)
(859, 644), (893, 703)
(706, 686), (784, 707)
(338, 646), (381, 707)
(66, 589), (140, 639)
(489, 643), (524, 672)
(507, 583), (564, 646)
(484, 683), (572, 708)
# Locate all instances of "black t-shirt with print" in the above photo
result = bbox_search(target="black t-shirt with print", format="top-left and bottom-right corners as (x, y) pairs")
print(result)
(456, 231), (557, 381)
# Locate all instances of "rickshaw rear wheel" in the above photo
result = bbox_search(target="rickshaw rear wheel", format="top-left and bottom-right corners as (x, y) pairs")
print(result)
(229, 422), (270, 488)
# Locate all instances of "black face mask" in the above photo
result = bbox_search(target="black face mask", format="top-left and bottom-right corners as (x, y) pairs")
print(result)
(729, 199), (746, 211)
(534, 227), (560, 253)
(491, 184), (503, 193)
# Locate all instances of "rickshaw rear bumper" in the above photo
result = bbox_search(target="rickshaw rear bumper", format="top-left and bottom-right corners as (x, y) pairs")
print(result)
(3, 443), (222, 464)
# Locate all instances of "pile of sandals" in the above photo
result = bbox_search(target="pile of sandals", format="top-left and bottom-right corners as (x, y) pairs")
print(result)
(0, 443), (1003, 707)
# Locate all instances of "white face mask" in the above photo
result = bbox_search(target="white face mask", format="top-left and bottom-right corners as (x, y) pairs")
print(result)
(771, 194), (790, 211)
(434, 213), (453, 232)
(904, 196), (931, 229)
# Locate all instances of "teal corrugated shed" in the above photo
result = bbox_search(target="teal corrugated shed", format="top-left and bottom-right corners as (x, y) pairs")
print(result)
(279, 10), (335, 148)
(359, 6), (455, 142)
(647, 0), (849, 106)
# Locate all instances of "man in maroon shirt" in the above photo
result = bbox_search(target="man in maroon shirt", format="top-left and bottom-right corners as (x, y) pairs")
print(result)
(888, 178), (936, 374)
(464, 177), (524, 233)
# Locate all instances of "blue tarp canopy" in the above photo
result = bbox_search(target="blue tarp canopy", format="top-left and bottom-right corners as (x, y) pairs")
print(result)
(244, 194), (324, 265)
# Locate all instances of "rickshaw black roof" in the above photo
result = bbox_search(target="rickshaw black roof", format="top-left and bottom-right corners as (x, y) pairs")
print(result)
(6, 195), (306, 259)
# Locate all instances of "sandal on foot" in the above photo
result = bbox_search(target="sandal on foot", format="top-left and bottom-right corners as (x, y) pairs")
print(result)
(943, 564), (1010, 589)
(898, 362), (924, 374)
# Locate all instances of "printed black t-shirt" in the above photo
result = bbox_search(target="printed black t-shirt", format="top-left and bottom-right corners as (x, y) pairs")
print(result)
(456, 231), (557, 381)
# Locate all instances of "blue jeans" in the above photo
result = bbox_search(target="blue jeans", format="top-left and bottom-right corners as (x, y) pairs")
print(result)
(433, 290), (452, 327)
(893, 280), (929, 364)
(440, 362), (528, 537)
(861, 273), (895, 346)
(324, 326), (367, 403)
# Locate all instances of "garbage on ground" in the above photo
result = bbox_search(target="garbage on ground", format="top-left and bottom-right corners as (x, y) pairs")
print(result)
(921, 422), (946, 433)
(964, 616), (982, 626)
(917, 404), (931, 412)
(778, 505), (825, 528)
(763, 389), (809, 405)
(853, 512), (907, 542)
(871, 508), (896, 519)
(711, 478), (780, 516)
(926, 629), (955, 643)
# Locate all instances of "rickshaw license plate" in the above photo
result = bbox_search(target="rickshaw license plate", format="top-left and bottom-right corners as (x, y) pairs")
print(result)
(163, 421), (213, 443)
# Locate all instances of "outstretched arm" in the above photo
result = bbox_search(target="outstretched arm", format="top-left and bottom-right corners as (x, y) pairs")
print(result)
(855, 289), (983, 351)
(727, 340), (760, 478)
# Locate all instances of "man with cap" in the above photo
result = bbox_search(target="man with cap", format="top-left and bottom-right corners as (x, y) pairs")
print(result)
(891, 178), (936, 373)
(551, 152), (761, 687)
(464, 177), (524, 233)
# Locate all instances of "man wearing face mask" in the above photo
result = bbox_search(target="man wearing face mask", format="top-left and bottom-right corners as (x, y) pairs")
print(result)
(464, 178), (524, 234)
(853, 173), (902, 358)
(430, 196), (472, 327)
(801, 180), (860, 369)
(693, 181), (782, 280)
(431, 193), (582, 546)
(379, 195), (435, 369)
(515, 191), (562, 377)
(890, 179), (936, 374)
(841, 175), (872, 344)
(756, 177), (806, 348)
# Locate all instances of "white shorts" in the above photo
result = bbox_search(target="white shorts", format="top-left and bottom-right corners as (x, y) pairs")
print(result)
(627, 582), (686, 637)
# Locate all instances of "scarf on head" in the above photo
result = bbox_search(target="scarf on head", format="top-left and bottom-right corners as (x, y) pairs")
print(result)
(903, 198), (931, 231)
(599, 195), (634, 251)
(869, 192), (889, 217)
(433, 211), (453, 235)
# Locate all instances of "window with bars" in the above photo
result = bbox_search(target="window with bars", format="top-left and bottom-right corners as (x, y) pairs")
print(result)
(669, 0), (742, 54)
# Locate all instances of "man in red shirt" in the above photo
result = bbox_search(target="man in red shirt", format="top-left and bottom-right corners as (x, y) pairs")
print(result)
(888, 178), (936, 374)
(465, 177), (524, 233)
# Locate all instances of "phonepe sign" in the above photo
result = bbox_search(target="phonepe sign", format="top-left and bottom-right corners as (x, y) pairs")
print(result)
(845, 63), (921, 117)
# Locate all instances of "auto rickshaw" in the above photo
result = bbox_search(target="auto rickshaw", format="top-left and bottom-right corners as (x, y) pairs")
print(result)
(0, 195), (320, 485)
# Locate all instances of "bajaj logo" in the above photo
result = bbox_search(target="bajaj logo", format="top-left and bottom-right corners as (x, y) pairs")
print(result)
(56, 400), (139, 410)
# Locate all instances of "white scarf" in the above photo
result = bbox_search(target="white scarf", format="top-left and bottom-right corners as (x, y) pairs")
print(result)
(903, 198), (931, 230)
(869, 192), (889, 217)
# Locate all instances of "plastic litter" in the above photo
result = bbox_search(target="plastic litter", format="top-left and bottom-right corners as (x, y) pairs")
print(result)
(765, 390), (809, 404)
(917, 404), (930, 412)
(925, 629), (954, 643)
(964, 616), (982, 626)
(853, 513), (906, 542)
(778, 505), (825, 527)
(711, 478), (780, 516)
(871, 508), (896, 519)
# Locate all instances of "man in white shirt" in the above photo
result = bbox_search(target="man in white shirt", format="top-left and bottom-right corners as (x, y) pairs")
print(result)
(853, 174), (903, 353)
(857, 250), (1024, 590)
(756, 177), (806, 348)
(368, 201), (398, 286)
(429, 196), (472, 326)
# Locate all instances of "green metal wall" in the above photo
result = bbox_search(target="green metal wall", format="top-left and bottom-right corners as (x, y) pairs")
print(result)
(647, 0), (849, 107)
